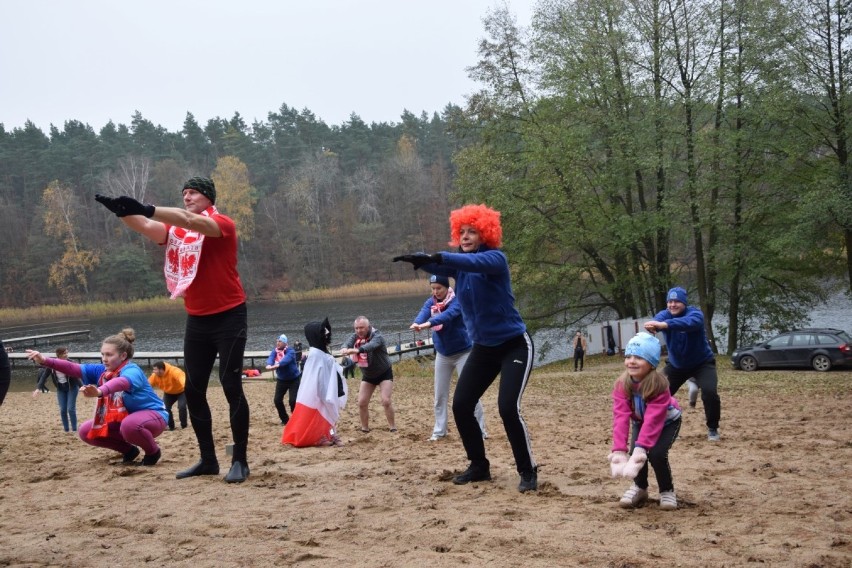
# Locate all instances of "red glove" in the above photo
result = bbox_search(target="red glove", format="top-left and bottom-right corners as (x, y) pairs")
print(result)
(621, 447), (647, 479)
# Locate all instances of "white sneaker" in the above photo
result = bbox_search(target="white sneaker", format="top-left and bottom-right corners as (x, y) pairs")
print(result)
(707, 429), (721, 441)
(428, 434), (444, 442)
(619, 484), (648, 508)
(659, 491), (677, 510)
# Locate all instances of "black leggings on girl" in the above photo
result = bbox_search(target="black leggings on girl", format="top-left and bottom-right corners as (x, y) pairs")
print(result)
(452, 333), (536, 474)
(183, 303), (250, 464)
(631, 418), (681, 492)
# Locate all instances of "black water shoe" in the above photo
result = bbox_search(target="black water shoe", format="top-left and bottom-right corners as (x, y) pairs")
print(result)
(224, 461), (250, 483)
(175, 460), (220, 479)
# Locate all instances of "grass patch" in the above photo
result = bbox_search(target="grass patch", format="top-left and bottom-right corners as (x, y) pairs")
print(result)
(277, 280), (427, 302)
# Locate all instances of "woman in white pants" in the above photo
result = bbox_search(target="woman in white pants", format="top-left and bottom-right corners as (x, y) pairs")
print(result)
(410, 275), (487, 441)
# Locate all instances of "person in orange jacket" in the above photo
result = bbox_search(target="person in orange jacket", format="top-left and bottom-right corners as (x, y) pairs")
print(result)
(148, 361), (188, 430)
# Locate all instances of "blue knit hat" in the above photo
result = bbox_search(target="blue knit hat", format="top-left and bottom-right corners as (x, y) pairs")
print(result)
(667, 286), (688, 305)
(624, 332), (661, 367)
(277, 334), (288, 343)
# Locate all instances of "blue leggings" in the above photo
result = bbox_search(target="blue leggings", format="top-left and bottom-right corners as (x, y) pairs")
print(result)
(56, 387), (79, 432)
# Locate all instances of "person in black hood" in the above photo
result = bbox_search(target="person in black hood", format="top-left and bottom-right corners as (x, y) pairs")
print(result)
(282, 318), (347, 447)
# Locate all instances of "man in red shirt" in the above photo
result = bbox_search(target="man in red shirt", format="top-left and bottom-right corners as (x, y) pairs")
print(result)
(95, 177), (250, 483)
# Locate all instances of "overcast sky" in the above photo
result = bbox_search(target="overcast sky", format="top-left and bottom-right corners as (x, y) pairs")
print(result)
(0, 0), (534, 133)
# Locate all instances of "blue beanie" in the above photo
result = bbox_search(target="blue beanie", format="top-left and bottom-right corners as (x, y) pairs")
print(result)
(624, 332), (661, 367)
(667, 286), (688, 305)
(277, 334), (288, 343)
(430, 274), (450, 288)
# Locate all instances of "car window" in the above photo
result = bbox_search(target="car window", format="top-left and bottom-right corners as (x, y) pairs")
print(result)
(837, 331), (852, 342)
(816, 335), (839, 345)
(791, 334), (814, 346)
(766, 335), (791, 347)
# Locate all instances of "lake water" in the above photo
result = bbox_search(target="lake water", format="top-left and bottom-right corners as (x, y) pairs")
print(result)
(6, 292), (850, 391)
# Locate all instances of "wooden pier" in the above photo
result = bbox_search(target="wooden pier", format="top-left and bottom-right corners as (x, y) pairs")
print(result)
(2, 330), (91, 348)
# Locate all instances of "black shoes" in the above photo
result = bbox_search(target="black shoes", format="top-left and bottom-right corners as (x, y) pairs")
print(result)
(518, 468), (538, 493)
(224, 461), (250, 483)
(453, 464), (492, 485)
(141, 449), (161, 466)
(175, 460), (220, 479)
(122, 446), (140, 464)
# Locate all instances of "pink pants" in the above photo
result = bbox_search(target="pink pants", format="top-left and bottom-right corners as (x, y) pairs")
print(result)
(78, 409), (166, 456)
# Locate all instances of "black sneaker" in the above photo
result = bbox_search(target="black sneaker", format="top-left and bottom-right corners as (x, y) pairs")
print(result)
(122, 446), (140, 464)
(452, 465), (491, 485)
(518, 469), (538, 493)
(141, 449), (162, 466)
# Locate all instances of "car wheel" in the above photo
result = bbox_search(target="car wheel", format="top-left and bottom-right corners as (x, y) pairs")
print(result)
(739, 355), (758, 372)
(812, 354), (832, 372)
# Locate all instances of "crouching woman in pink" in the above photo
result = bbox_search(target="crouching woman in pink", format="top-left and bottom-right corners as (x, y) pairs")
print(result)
(26, 329), (168, 466)
(609, 332), (682, 510)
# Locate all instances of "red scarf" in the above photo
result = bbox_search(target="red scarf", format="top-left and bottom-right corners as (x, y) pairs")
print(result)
(429, 287), (455, 332)
(86, 360), (129, 440)
(165, 205), (218, 299)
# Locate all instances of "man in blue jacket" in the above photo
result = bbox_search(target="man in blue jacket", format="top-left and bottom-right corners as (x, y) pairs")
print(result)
(644, 287), (722, 441)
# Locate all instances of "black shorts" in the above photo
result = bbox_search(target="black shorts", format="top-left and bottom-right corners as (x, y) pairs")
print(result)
(361, 366), (393, 386)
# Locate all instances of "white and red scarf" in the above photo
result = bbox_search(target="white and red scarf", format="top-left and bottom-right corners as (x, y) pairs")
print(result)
(429, 287), (455, 332)
(164, 205), (218, 299)
(87, 360), (129, 440)
(352, 334), (371, 367)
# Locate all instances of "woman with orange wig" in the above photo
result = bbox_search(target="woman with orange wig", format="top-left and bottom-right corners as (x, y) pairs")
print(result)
(393, 204), (538, 492)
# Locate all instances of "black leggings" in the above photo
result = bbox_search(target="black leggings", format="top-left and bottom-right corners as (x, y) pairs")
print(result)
(630, 418), (681, 493)
(0, 340), (9, 407)
(0, 368), (9, 407)
(665, 358), (721, 430)
(273, 379), (301, 423)
(452, 333), (536, 474)
(184, 303), (250, 464)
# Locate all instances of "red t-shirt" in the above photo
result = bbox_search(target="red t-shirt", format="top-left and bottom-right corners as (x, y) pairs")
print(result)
(165, 214), (246, 316)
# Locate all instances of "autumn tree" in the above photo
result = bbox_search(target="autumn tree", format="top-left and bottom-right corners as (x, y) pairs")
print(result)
(42, 180), (100, 301)
(212, 155), (257, 241)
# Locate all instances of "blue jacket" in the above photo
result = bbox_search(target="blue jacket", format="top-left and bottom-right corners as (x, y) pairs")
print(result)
(79, 362), (168, 422)
(425, 246), (526, 347)
(652, 305), (715, 369)
(267, 347), (301, 381)
(413, 294), (472, 357)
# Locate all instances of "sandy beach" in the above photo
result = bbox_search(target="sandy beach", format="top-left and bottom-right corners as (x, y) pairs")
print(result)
(1, 357), (850, 567)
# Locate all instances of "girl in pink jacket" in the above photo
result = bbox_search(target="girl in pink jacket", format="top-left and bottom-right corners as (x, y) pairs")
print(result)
(609, 332), (682, 510)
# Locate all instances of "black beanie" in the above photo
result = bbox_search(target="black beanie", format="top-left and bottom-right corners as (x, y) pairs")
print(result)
(183, 176), (216, 204)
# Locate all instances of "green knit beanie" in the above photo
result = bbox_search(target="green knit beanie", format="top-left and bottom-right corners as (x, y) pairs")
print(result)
(182, 176), (216, 204)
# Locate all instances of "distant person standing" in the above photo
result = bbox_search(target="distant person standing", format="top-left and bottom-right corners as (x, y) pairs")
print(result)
(95, 176), (251, 482)
(148, 361), (188, 430)
(572, 331), (587, 371)
(265, 334), (302, 425)
(644, 287), (721, 441)
(409, 274), (487, 442)
(341, 316), (396, 432)
(32, 346), (82, 432)
(0, 339), (10, 407)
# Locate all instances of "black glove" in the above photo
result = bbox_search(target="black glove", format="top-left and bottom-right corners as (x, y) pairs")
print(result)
(392, 252), (443, 270)
(95, 194), (155, 218)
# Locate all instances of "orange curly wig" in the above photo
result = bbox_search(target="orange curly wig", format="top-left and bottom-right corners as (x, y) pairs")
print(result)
(449, 204), (503, 249)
